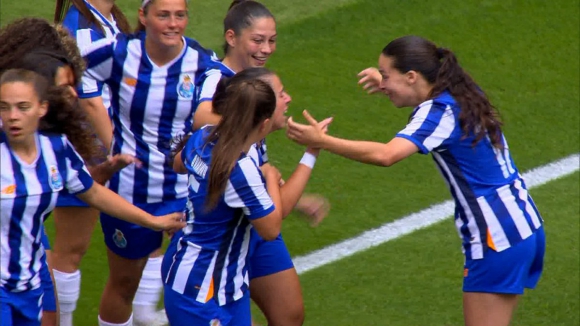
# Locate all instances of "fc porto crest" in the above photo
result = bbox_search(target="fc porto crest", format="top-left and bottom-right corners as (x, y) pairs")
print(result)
(112, 229), (128, 248)
(49, 165), (63, 191)
(177, 73), (195, 100)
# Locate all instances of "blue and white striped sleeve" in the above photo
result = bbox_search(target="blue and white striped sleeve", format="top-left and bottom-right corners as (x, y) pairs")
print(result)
(61, 136), (94, 194)
(396, 101), (456, 154)
(78, 37), (116, 98)
(75, 28), (106, 99)
(197, 68), (223, 104)
(224, 157), (275, 220)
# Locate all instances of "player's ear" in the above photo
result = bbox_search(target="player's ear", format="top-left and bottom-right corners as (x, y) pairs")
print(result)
(225, 29), (237, 49)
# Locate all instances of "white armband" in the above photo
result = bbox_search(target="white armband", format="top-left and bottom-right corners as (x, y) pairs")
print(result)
(299, 152), (317, 169)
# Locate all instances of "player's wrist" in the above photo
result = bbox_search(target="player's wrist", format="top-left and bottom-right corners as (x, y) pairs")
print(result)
(299, 152), (317, 169)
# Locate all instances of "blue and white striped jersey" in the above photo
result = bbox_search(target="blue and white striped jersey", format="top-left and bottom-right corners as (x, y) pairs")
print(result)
(80, 32), (223, 204)
(164, 127), (275, 306)
(396, 91), (543, 259)
(0, 132), (93, 292)
(62, 0), (121, 110)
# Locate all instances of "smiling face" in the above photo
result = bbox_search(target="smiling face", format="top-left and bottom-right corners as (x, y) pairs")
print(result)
(264, 74), (291, 132)
(226, 17), (277, 70)
(378, 54), (423, 108)
(0, 81), (47, 145)
(140, 0), (188, 50)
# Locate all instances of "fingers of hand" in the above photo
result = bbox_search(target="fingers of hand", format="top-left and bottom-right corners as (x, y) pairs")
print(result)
(302, 110), (319, 127)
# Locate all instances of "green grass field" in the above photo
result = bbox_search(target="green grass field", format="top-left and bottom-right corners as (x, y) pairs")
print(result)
(2, 0), (579, 325)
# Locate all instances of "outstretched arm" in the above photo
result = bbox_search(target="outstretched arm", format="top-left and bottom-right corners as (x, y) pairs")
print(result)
(76, 183), (185, 232)
(286, 110), (418, 167)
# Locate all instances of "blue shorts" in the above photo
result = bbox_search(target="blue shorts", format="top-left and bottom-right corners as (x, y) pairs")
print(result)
(0, 286), (43, 326)
(463, 226), (545, 295)
(248, 229), (294, 280)
(56, 188), (89, 207)
(101, 198), (186, 259)
(164, 285), (251, 326)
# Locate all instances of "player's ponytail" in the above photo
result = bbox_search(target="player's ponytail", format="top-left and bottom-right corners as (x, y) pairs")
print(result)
(435, 47), (503, 148)
(205, 73), (276, 210)
(223, 0), (275, 55)
(382, 35), (503, 149)
(54, 0), (71, 24)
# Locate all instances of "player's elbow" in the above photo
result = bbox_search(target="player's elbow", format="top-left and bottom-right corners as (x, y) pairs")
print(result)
(373, 151), (396, 167)
(258, 230), (279, 241)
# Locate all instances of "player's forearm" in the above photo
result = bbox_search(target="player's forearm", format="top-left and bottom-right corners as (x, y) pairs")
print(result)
(80, 97), (112, 152)
(77, 184), (157, 229)
(87, 163), (116, 185)
(320, 135), (393, 166)
(280, 163), (314, 218)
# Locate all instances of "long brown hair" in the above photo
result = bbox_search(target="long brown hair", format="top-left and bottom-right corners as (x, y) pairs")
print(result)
(54, 0), (132, 34)
(204, 72), (276, 210)
(0, 69), (98, 161)
(382, 35), (503, 148)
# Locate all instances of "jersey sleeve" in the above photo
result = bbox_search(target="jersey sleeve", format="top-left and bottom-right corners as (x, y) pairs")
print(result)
(395, 101), (456, 154)
(224, 157), (275, 220)
(197, 68), (223, 104)
(62, 136), (94, 194)
(75, 28), (107, 99)
(78, 37), (116, 98)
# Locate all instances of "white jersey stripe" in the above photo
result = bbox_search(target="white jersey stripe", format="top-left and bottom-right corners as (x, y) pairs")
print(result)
(497, 184), (533, 240)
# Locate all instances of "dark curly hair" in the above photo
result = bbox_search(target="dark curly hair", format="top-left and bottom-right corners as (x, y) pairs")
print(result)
(0, 18), (101, 161)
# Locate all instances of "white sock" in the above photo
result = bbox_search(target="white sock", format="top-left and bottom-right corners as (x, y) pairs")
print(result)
(132, 256), (163, 324)
(98, 314), (133, 326)
(53, 269), (80, 326)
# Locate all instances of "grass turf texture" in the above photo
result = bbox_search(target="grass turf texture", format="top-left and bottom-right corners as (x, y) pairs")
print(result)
(1, 0), (578, 324)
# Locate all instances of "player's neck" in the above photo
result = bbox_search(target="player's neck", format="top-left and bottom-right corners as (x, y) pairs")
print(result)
(10, 135), (38, 165)
(145, 38), (184, 67)
(87, 0), (115, 21)
(221, 56), (242, 74)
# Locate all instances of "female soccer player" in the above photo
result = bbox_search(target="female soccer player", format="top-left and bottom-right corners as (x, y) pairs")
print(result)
(55, 2), (166, 325)
(163, 69), (324, 326)
(78, 0), (224, 324)
(0, 68), (185, 326)
(193, 2), (329, 325)
(286, 35), (545, 326)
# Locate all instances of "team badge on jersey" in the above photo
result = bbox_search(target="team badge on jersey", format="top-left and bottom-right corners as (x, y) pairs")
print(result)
(112, 229), (128, 248)
(49, 165), (63, 191)
(209, 319), (222, 326)
(177, 73), (195, 100)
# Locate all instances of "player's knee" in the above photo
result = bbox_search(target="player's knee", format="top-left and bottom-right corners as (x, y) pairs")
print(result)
(52, 244), (88, 270)
(109, 274), (141, 303)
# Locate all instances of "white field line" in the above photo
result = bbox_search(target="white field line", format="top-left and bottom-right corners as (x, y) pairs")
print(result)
(294, 153), (580, 275)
